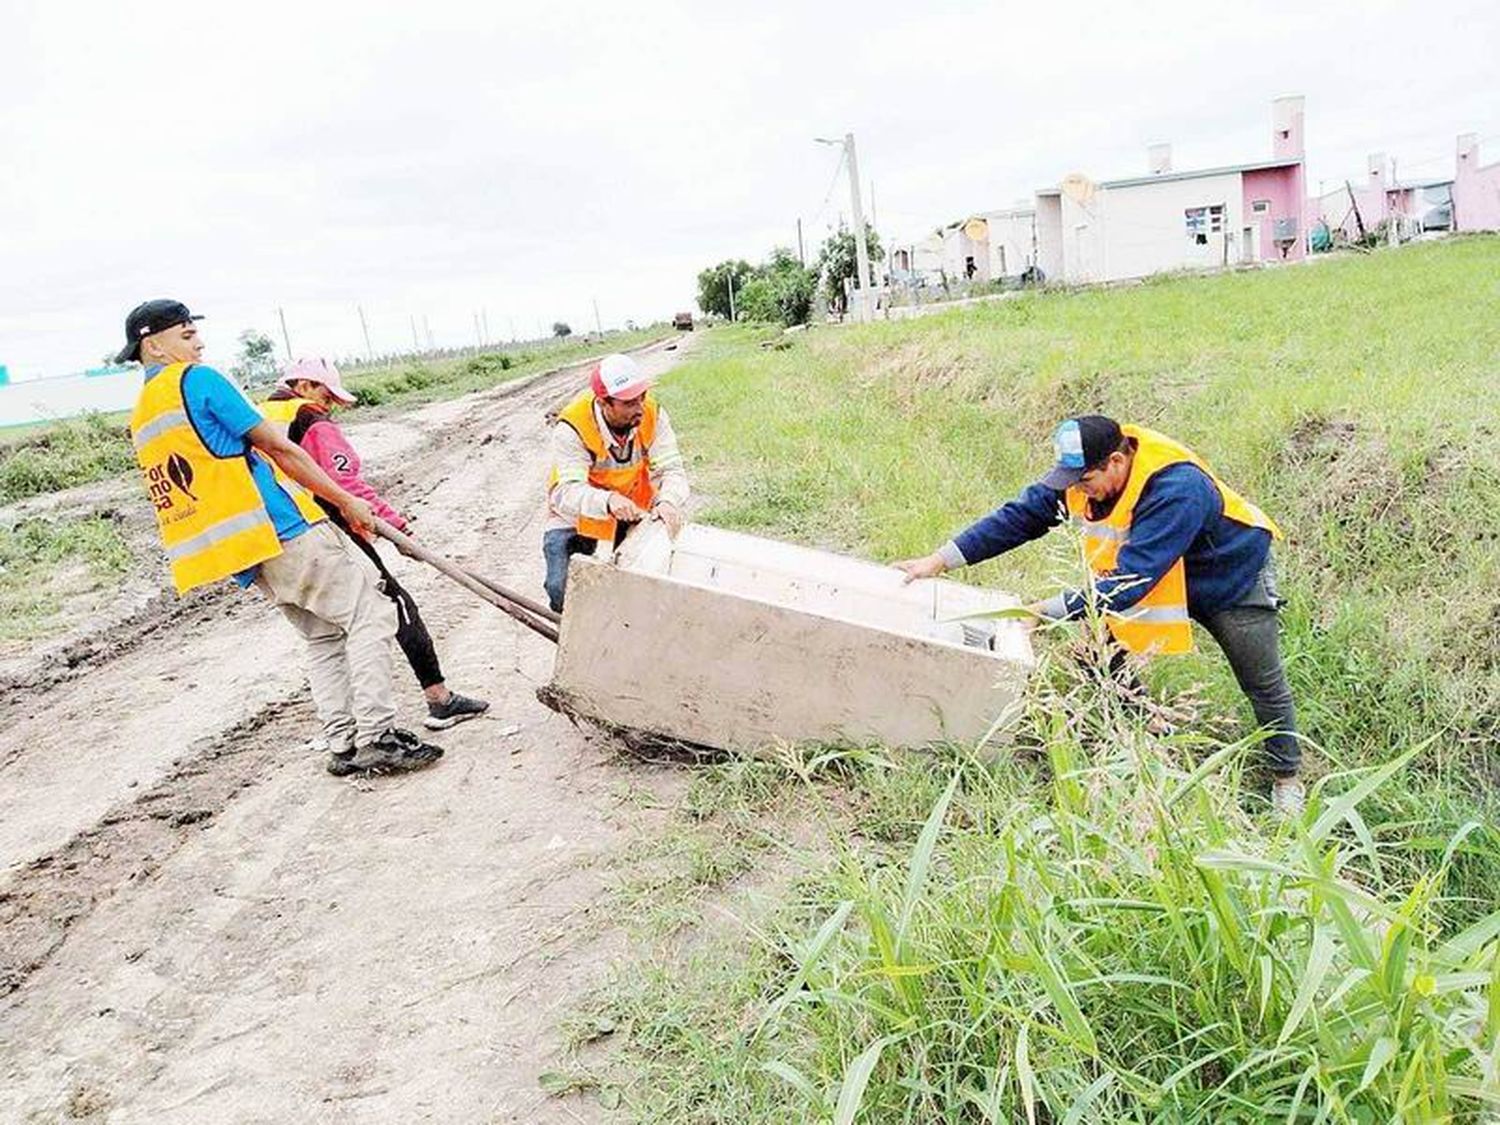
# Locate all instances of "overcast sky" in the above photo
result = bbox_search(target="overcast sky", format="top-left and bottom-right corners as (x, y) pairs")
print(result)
(2, 0), (1496, 380)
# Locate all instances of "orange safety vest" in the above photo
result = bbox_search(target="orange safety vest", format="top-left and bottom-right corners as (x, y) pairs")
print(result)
(548, 390), (659, 541)
(130, 363), (324, 594)
(1065, 424), (1281, 656)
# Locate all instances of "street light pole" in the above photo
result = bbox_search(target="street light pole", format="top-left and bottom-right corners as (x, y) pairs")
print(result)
(816, 133), (874, 323)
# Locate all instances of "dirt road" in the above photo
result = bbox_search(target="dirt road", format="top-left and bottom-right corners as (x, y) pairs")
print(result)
(0, 338), (698, 1123)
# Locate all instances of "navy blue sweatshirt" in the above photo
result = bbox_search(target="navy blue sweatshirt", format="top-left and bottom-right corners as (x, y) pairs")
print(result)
(943, 463), (1272, 620)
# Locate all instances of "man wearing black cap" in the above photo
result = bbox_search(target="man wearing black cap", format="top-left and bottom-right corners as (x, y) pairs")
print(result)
(121, 299), (443, 777)
(896, 415), (1302, 814)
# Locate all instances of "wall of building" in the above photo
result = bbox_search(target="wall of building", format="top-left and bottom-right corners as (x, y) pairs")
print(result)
(981, 210), (1037, 278)
(1034, 195), (1064, 280)
(1241, 164), (1305, 262)
(1058, 171), (1246, 282)
(0, 368), (140, 428)
(1454, 136), (1500, 232)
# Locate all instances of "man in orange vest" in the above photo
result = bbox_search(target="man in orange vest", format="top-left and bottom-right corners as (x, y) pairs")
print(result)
(120, 299), (443, 777)
(896, 415), (1302, 814)
(543, 353), (689, 612)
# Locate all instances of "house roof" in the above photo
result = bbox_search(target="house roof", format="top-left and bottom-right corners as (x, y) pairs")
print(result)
(1037, 157), (1302, 195)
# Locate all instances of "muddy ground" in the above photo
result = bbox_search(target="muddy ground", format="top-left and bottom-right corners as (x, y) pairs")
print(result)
(0, 337), (703, 1123)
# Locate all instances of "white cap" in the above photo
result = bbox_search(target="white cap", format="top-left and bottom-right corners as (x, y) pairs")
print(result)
(590, 353), (651, 400)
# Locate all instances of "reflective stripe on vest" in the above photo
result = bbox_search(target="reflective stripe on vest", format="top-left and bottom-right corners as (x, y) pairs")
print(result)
(162, 508), (276, 561)
(548, 390), (659, 541)
(131, 362), (286, 594)
(132, 410), (192, 450)
(1064, 424), (1279, 656)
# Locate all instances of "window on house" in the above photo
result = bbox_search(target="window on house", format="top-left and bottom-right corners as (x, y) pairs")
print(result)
(1185, 204), (1226, 244)
(1251, 199), (1271, 215)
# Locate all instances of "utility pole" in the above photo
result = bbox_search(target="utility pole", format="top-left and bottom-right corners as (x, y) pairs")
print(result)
(423, 315), (434, 351)
(816, 133), (873, 322)
(797, 217), (805, 267)
(276, 307), (293, 360)
(726, 268), (737, 322)
(473, 311), (484, 349)
(358, 305), (374, 361)
(592, 297), (603, 337)
(410, 315), (420, 353)
(482, 309), (491, 345)
(1345, 180), (1367, 241)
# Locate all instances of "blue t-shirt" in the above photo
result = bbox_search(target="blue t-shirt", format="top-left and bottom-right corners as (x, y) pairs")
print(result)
(145, 364), (311, 585)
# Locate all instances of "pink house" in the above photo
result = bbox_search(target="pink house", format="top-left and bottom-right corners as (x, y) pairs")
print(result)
(1311, 133), (1500, 241)
(1310, 154), (1454, 241)
(1034, 97), (1307, 284)
(1454, 134), (1500, 232)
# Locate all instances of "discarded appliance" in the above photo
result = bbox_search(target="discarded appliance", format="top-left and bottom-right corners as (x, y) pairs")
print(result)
(539, 522), (1034, 754)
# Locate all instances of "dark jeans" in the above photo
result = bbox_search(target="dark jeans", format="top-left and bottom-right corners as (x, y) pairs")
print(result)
(351, 533), (445, 689)
(542, 528), (598, 613)
(1197, 561), (1300, 776)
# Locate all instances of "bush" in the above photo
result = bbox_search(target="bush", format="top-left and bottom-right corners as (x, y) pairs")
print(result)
(0, 414), (134, 503)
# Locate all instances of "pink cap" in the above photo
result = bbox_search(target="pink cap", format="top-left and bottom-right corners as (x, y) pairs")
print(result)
(279, 357), (357, 405)
(589, 353), (651, 401)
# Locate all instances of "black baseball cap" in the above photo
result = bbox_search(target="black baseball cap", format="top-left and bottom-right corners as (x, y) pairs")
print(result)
(115, 299), (203, 364)
(1039, 414), (1125, 490)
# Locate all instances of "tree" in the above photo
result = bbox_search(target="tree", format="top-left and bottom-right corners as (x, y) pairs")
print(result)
(231, 329), (279, 389)
(695, 259), (754, 320)
(734, 248), (816, 327)
(552, 321), (572, 338)
(816, 225), (884, 313)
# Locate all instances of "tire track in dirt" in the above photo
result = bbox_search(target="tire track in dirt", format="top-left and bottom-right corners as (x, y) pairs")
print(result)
(0, 336), (697, 1123)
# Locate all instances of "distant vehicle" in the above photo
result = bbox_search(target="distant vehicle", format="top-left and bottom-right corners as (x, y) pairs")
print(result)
(672, 312), (694, 331)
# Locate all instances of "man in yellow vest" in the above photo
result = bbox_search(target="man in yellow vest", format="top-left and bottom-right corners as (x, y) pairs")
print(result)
(896, 415), (1302, 814)
(543, 353), (689, 612)
(119, 299), (443, 777)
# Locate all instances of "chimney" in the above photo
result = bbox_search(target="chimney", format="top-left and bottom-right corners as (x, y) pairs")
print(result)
(1272, 95), (1305, 160)
(1457, 132), (1480, 180)
(1147, 143), (1172, 175)
(1368, 152), (1387, 190)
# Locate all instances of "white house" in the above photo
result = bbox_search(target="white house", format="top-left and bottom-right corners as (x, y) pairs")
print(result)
(1035, 96), (1308, 284)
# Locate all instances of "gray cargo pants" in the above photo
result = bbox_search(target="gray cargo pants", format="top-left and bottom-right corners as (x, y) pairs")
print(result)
(1196, 559), (1300, 776)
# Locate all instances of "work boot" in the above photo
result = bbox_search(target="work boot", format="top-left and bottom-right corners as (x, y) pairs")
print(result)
(327, 729), (444, 776)
(1270, 775), (1305, 819)
(423, 691), (491, 730)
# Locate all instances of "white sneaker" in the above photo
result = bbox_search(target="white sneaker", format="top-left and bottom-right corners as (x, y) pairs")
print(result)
(1271, 775), (1305, 818)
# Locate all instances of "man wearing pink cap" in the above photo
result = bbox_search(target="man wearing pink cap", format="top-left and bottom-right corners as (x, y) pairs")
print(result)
(544, 353), (690, 611)
(264, 358), (491, 731)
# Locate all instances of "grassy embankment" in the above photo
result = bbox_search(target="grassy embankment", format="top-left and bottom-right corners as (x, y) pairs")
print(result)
(556, 238), (1500, 1121)
(0, 329), (663, 640)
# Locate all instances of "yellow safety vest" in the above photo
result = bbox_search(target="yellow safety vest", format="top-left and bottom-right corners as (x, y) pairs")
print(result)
(548, 390), (660, 541)
(257, 396), (311, 425)
(1065, 425), (1281, 656)
(130, 364), (324, 594)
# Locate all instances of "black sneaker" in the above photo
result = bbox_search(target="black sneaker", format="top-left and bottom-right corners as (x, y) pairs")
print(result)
(328, 729), (444, 776)
(424, 691), (490, 730)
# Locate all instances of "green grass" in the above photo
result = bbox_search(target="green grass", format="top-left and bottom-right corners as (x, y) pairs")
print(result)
(564, 236), (1500, 1120)
(0, 414), (136, 504)
(0, 515), (132, 640)
(339, 326), (667, 410)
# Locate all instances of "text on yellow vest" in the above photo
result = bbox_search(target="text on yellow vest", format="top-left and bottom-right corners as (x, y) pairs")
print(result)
(130, 364), (324, 594)
(1064, 424), (1281, 656)
(548, 389), (659, 541)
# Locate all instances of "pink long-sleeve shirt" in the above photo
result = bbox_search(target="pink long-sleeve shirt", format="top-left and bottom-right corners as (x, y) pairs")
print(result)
(298, 413), (408, 531)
